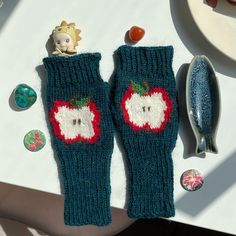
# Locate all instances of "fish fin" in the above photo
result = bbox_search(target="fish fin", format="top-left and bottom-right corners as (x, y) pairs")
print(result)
(196, 135), (218, 155)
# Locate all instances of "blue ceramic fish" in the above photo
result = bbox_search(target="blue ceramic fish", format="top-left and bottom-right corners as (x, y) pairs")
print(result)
(186, 55), (221, 155)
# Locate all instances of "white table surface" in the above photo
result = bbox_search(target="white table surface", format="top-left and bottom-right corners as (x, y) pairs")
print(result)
(1, 0), (236, 234)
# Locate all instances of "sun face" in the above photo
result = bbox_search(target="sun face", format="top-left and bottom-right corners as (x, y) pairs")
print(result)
(52, 21), (81, 53)
(53, 33), (74, 52)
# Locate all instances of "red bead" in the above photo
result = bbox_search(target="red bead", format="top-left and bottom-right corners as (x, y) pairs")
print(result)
(206, 0), (218, 8)
(128, 26), (145, 43)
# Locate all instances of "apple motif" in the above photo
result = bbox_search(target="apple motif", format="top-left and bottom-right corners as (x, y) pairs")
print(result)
(49, 97), (100, 144)
(120, 81), (173, 132)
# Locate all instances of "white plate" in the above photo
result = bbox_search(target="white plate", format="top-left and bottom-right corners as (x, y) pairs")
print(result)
(187, 0), (236, 61)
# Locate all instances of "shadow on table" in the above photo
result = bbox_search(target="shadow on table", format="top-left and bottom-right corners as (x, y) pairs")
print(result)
(0, 218), (33, 236)
(115, 218), (234, 236)
(0, 0), (19, 35)
(176, 151), (236, 216)
(169, 0), (236, 78)
(0, 182), (134, 236)
(0, 218), (47, 236)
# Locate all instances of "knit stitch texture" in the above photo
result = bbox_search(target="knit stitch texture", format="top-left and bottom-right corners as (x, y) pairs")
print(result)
(43, 53), (114, 226)
(112, 45), (179, 218)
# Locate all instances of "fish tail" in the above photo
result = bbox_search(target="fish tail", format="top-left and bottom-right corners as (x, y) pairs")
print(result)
(196, 135), (218, 155)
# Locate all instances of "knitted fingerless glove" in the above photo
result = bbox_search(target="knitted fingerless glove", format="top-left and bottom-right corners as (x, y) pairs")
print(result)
(43, 54), (114, 226)
(112, 45), (178, 218)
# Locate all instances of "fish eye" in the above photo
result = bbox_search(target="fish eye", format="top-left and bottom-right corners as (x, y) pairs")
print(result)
(65, 38), (70, 43)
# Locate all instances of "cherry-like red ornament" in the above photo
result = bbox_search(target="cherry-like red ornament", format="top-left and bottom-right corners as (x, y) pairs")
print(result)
(128, 26), (145, 43)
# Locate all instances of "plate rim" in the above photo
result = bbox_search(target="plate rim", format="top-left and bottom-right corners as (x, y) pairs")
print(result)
(186, 0), (236, 62)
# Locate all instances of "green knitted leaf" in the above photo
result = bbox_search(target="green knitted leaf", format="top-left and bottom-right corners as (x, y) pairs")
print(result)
(131, 81), (148, 96)
(70, 97), (90, 109)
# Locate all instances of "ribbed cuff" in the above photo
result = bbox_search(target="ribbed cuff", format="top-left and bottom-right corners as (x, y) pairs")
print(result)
(43, 53), (103, 88)
(123, 139), (175, 219)
(116, 45), (174, 77)
(58, 150), (112, 226)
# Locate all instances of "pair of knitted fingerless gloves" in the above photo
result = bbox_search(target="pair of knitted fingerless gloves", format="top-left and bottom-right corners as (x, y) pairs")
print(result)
(43, 45), (178, 226)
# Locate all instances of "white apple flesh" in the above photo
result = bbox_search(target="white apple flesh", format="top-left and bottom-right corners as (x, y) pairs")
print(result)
(54, 106), (95, 140)
(125, 92), (167, 129)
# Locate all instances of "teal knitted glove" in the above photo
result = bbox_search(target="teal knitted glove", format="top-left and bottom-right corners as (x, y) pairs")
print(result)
(43, 54), (114, 226)
(112, 45), (178, 218)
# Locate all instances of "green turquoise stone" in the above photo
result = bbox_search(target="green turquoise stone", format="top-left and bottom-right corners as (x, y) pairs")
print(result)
(14, 84), (37, 109)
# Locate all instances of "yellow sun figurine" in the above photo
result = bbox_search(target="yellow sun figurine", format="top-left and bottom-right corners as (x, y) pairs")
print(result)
(52, 21), (81, 56)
